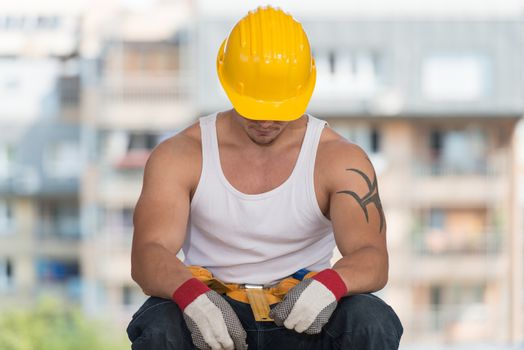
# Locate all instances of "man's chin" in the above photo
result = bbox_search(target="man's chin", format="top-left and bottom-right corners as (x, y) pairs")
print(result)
(249, 135), (276, 145)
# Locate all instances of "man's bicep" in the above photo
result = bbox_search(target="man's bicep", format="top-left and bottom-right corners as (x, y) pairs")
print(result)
(132, 141), (191, 254)
(328, 146), (387, 256)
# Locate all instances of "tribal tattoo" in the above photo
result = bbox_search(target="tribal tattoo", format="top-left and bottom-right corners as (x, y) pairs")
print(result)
(336, 164), (385, 233)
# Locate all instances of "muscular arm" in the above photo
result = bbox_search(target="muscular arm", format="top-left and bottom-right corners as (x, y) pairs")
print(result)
(130, 135), (197, 299)
(326, 142), (388, 295)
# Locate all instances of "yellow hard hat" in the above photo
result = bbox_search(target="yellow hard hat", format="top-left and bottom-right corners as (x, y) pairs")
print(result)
(216, 6), (316, 122)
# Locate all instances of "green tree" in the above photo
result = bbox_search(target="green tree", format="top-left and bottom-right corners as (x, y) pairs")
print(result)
(0, 297), (129, 350)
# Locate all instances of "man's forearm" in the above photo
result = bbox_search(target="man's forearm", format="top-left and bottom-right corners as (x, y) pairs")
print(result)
(131, 242), (193, 299)
(332, 246), (388, 296)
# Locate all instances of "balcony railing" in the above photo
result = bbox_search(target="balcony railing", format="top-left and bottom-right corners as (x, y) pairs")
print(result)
(412, 154), (507, 177)
(411, 229), (502, 255)
(112, 149), (151, 170)
(410, 303), (490, 336)
(35, 218), (81, 240)
(100, 71), (192, 103)
(37, 279), (83, 302)
(100, 226), (133, 248)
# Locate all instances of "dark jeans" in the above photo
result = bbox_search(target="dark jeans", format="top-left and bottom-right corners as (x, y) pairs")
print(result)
(127, 293), (403, 349)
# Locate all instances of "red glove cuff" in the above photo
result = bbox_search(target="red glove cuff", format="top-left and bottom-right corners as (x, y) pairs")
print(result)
(171, 278), (211, 311)
(312, 269), (348, 301)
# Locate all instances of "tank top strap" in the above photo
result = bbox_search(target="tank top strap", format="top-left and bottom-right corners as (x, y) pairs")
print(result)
(297, 115), (327, 176)
(197, 112), (219, 186)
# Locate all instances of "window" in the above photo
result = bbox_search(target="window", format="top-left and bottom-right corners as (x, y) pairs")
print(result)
(427, 283), (487, 331)
(0, 258), (14, 291)
(328, 51), (336, 74)
(38, 201), (80, 238)
(122, 285), (132, 305)
(430, 285), (442, 306)
(122, 284), (147, 306)
(429, 208), (445, 230)
(36, 258), (80, 282)
(37, 16), (60, 29)
(428, 127), (488, 174)
(422, 53), (491, 101)
(335, 125), (382, 155)
(431, 283), (486, 305)
(43, 141), (82, 178)
(128, 132), (159, 151)
(122, 207), (134, 230)
(104, 207), (134, 233)
(370, 128), (381, 153)
(0, 199), (14, 234)
(429, 129), (443, 159)
(315, 49), (383, 99)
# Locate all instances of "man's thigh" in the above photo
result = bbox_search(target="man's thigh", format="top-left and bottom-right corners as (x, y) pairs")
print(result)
(126, 293), (403, 350)
(322, 293), (403, 349)
(226, 293), (402, 350)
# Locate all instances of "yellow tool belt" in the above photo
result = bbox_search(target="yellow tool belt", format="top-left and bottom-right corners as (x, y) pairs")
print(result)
(188, 266), (317, 322)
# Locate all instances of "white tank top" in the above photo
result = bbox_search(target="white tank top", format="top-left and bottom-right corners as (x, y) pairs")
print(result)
(182, 112), (335, 285)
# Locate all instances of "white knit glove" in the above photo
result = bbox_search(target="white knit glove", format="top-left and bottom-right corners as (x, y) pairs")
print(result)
(269, 269), (348, 334)
(172, 278), (248, 350)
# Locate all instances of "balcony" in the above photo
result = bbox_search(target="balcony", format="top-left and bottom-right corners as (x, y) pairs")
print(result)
(33, 217), (81, 256)
(409, 304), (493, 342)
(412, 153), (508, 177)
(58, 76), (81, 106)
(96, 71), (195, 129)
(410, 155), (509, 205)
(57, 75), (81, 122)
(86, 228), (133, 284)
(36, 257), (81, 302)
(404, 228), (506, 280)
(35, 218), (82, 240)
(112, 149), (151, 170)
(97, 166), (143, 205)
(36, 279), (83, 303)
(411, 229), (502, 256)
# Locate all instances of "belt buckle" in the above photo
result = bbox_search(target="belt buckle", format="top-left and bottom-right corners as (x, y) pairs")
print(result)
(242, 284), (273, 322)
(243, 284), (264, 289)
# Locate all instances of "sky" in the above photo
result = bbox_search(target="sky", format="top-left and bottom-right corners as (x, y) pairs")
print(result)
(194, 0), (524, 19)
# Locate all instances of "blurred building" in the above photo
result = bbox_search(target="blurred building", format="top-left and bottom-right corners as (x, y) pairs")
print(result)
(78, 0), (195, 324)
(1, 0), (523, 348)
(0, 1), (83, 308)
(193, 0), (524, 345)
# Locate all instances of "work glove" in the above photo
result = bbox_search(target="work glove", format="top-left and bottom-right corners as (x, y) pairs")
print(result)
(172, 278), (248, 350)
(269, 269), (347, 334)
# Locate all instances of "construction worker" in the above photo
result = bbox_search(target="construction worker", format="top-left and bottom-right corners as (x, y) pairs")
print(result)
(127, 6), (402, 350)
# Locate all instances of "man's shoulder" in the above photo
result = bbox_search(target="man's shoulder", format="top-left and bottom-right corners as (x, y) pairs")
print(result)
(318, 126), (370, 166)
(155, 121), (201, 159)
(144, 121), (202, 188)
(317, 126), (374, 194)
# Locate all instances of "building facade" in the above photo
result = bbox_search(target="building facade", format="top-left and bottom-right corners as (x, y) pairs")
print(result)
(0, 1), (84, 310)
(1, 0), (523, 347)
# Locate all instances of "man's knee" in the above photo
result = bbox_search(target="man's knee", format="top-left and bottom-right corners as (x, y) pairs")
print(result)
(126, 296), (193, 349)
(326, 293), (403, 341)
